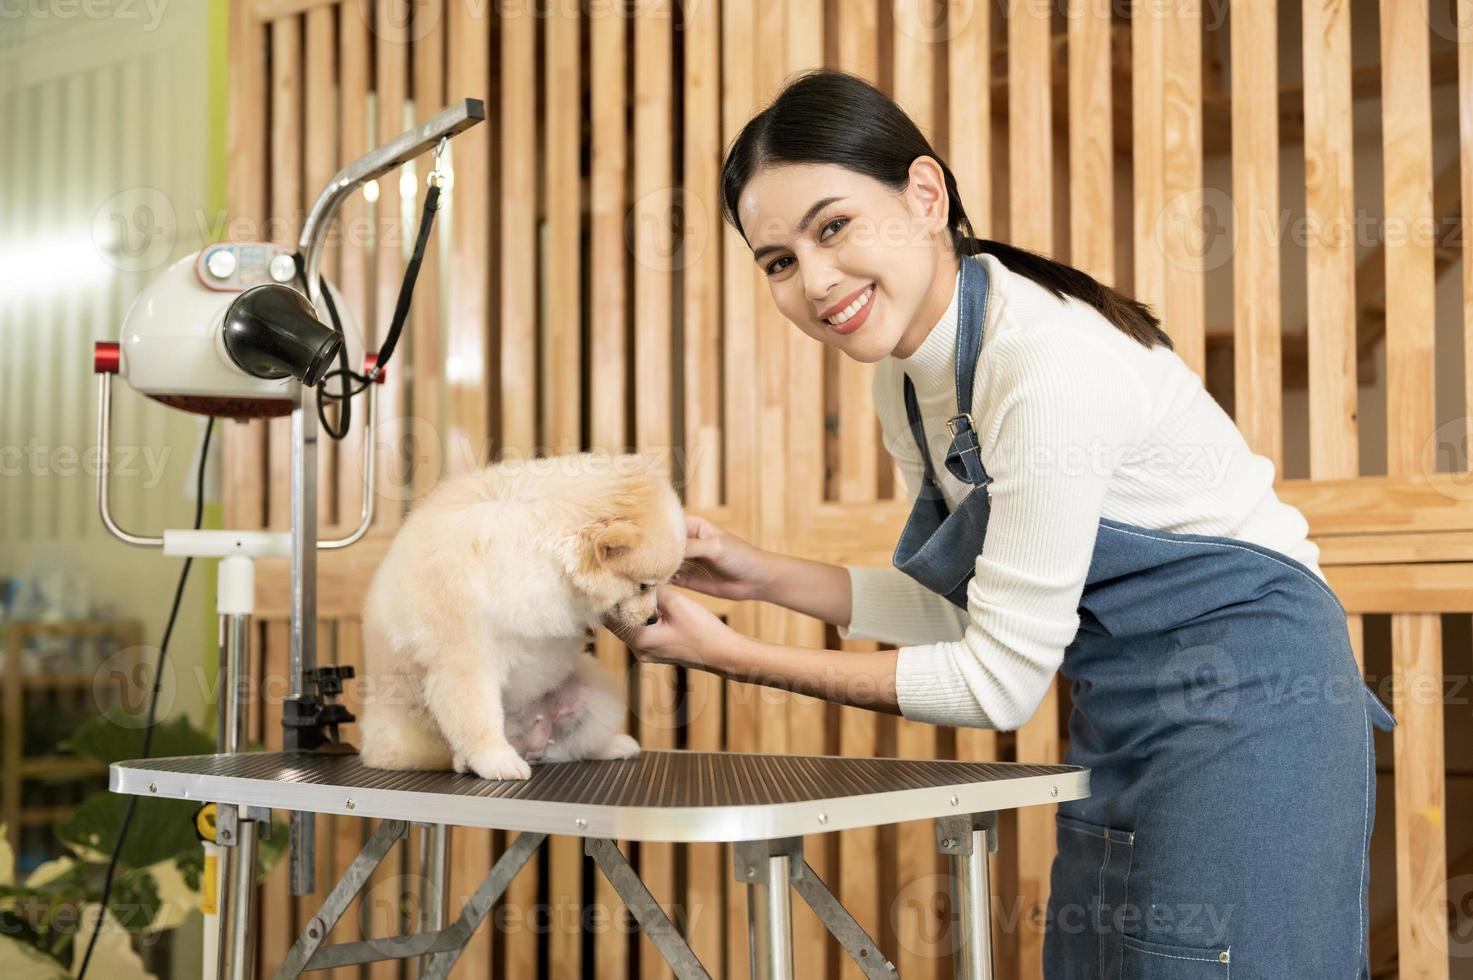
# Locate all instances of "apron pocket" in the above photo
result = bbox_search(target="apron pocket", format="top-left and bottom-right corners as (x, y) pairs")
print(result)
(1121, 934), (1230, 978)
(1053, 813), (1135, 980)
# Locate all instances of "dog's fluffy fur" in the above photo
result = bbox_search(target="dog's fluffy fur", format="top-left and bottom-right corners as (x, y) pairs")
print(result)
(359, 452), (684, 780)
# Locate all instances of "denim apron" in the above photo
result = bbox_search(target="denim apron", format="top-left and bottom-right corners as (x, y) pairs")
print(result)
(893, 254), (1398, 979)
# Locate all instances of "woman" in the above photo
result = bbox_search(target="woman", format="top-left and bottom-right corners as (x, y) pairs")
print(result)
(625, 69), (1396, 978)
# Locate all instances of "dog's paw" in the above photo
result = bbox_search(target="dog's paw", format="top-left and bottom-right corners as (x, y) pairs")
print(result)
(593, 733), (641, 760)
(458, 745), (532, 781)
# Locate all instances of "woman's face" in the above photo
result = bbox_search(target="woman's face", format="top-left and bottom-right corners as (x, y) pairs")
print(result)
(736, 158), (959, 363)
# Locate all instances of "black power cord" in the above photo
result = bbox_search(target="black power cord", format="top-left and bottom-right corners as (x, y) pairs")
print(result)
(76, 416), (215, 980)
(307, 180), (442, 441)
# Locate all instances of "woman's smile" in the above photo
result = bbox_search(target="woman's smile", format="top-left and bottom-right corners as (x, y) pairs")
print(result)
(823, 282), (876, 335)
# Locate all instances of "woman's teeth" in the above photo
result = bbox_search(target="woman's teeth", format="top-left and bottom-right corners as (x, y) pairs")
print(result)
(825, 285), (874, 326)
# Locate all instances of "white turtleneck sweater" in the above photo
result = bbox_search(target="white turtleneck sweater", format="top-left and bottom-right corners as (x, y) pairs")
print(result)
(840, 252), (1323, 730)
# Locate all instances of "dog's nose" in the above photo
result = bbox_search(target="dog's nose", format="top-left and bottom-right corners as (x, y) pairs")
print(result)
(645, 613), (659, 626)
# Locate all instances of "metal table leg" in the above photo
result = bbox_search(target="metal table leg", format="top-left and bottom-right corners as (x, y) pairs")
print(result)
(937, 812), (998, 980)
(416, 824), (449, 978)
(218, 804), (266, 980)
(734, 839), (796, 980)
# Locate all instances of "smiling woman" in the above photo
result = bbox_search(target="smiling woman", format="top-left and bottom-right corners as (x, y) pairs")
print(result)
(618, 67), (1408, 980)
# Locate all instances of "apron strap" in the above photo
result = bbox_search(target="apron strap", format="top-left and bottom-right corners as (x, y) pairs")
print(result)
(902, 255), (992, 489)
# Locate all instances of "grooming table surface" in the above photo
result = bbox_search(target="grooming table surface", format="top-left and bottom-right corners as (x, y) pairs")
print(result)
(111, 750), (1088, 842)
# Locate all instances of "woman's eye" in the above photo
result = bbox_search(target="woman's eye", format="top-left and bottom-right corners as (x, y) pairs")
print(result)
(765, 255), (793, 277)
(820, 217), (848, 240)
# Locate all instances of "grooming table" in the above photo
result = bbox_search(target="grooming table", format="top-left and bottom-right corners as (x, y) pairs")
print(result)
(112, 749), (1088, 979)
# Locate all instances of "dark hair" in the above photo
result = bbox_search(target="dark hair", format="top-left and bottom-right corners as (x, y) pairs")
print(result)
(719, 69), (1172, 351)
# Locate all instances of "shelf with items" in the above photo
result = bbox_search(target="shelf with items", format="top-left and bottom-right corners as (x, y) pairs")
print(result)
(1, 618), (144, 865)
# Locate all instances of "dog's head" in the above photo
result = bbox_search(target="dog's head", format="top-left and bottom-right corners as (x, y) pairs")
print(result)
(564, 453), (685, 631)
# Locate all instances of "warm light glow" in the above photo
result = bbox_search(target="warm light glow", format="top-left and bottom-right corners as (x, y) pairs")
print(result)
(363, 179), (380, 203)
(0, 238), (109, 294)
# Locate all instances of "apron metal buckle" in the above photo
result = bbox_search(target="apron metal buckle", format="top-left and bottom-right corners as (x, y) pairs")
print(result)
(946, 413), (975, 437)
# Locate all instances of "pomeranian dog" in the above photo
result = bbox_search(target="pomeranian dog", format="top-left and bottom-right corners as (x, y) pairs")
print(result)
(358, 452), (684, 781)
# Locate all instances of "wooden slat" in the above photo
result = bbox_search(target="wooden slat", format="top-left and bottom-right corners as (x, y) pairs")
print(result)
(223, 0), (269, 532)
(1315, 529), (1473, 566)
(373, 0), (409, 527)
(948, 0), (1001, 835)
(1161, 0), (1205, 377)
(589, 11), (631, 975)
(499, 13), (540, 980)
(719, 2), (759, 972)
(545, 4), (581, 458)
(1131, 0), (1168, 328)
(444, 0), (491, 478)
(1326, 563), (1473, 614)
(1391, 613), (1449, 980)
(1067, 0), (1113, 282)
(633, 8), (678, 976)
(499, 1), (537, 457)
(836, 5), (886, 978)
(544, 7), (584, 976)
(837, 0), (882, 506)
(334, 0), (371, 532)
(890, 5), (947, 975)
(304, 6), (338, 528)
(1005, 3), (1060, 976)
(682, 0), (725, 970)
(782, 0), (832, 974)
(1302, 0), (1360, 478)
(750, 0), (793, 770)
(1379, 0), (1437, 479)
(410, 0), (446, 503)
(1463, 0), (1473, 478)
(1230, 0), (1281, 468)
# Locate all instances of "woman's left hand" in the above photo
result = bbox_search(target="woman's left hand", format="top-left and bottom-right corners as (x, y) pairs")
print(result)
(619, 588), (744, 671)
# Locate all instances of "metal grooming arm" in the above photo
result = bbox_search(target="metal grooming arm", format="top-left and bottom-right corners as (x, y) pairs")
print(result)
(285, 98), (485, 896)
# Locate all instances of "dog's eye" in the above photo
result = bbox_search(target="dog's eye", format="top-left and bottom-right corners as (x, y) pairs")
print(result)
(638, 582), (653, 592)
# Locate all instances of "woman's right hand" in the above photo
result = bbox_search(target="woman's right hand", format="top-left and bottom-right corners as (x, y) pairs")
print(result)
(673, 516), (774, 602)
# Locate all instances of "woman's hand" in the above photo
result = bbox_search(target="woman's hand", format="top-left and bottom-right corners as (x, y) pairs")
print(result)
(619, 588), (746, 671)
(672, 516), (773, 601)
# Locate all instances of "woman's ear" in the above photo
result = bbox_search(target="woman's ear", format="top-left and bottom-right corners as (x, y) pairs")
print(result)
(905, 155), (950, 233)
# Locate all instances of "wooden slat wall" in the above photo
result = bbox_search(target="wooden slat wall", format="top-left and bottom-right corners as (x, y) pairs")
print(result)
(222, 1), (1469, 975)
(1379, 4), (1449, 980)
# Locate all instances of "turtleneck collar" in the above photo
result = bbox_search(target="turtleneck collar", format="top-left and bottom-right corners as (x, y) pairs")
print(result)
(898, 263), (964, 403)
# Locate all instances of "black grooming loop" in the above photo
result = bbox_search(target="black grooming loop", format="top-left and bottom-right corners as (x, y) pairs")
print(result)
(298, 136), (449, 440)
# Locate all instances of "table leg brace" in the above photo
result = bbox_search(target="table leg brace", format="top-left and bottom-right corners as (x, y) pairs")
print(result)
(585, 838), (712, 980)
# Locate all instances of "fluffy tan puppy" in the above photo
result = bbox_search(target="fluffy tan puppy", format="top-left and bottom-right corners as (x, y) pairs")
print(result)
(359, 452), (684, 780)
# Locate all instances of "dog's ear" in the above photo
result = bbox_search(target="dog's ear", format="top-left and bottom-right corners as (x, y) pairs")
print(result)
(586, 518), (640, 566)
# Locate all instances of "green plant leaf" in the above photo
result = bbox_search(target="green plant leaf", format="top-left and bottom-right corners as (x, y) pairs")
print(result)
(0, 933), (68, 980)
(56, 793), (199, 870)
(108, 870), (161, 932)
(59, 711), (215, 767)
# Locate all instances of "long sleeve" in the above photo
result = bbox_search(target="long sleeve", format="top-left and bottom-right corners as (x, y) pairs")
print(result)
(889, 327), (1147, 730)
(840, 371), (971, 646)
